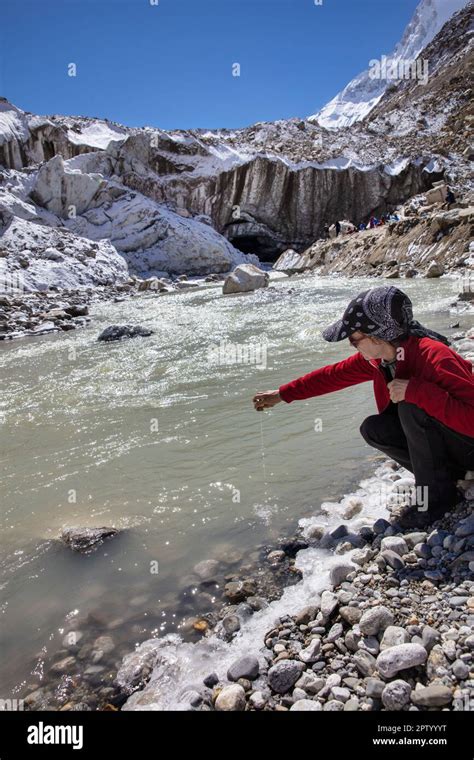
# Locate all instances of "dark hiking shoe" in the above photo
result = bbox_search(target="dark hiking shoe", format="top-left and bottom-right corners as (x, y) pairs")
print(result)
(393, 507), (447, 530)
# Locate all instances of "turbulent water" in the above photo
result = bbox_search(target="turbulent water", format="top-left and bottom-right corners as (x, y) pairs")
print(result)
(0, 273), (471, 698)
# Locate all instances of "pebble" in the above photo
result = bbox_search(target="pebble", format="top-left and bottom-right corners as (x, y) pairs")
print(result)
(381, 537), (409, 556)
(290, 699), (322, 711)
(359, 605), (394, 636)
(410, 684), (453, 707)
(382, 679), (412, 711)
(376, 644), (428, 678)
(214, 684), (246, 711)
(227, 656), (260, 682)
(380, 626), (409, 650)
(268, 660), (304, 694)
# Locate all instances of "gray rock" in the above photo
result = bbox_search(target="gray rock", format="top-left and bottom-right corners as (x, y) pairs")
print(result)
(61, 526), (119, 553)
(373, 518), (391, 535)
(382, 679), (412, 711)
(421, 625), (441, 652)
(380, 550), (405, 570)
(455, 515), (474, 538)
(203, 672), (219, 688)
(323, 699), (344, 711)
(448, 596), (469, 608)
(365, 678), (385, 698)
(224, 579), (256, 603)
(327, 623), (344, 642)
(91, 635), (115, 662)
(295, 605), (319, 625)
(290, 699), (322, 711)
(339, 606), (362, 625)
(267, 550), (286, 563)
(358, 636), (380, 656)
(215, 684), (246, 711)
(414, 543), (431, 559)
(222, 615), (241, 638)
(98, 324), (154, 341)
(295, 672), (325, 695)
(353, 650), (377, 677)
(410, 684), (453, 707)
(193, 559), (219, 580)
(359, 606), (395, 636)
(227, 656), (260, 682)
(452, 659), (469, 680)
(298, 638), (321, 663)
(268, 660), (304, 694)
(376, 644), (428, 678)
(320, 590), (339, 618)
(248, 691), (266, 710)
(380, 626), (410, 650)
(330, 561), (354, 587)
(403, 532), (428, 549)
(222, 264), (269, 295)
(331, 686), (351, 703)
(50, 656), (77, 674)
(464, 635), (474, 650)
(381, 537), (409, 556)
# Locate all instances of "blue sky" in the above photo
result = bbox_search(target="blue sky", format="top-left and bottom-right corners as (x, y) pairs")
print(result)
(1, 0), (421, 130)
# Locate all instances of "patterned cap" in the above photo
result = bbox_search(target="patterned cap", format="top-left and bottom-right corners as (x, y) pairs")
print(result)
(322, 286), (447, 344)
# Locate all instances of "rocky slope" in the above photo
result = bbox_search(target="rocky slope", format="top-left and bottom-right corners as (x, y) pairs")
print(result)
(309, 0), (470, 129)
(274, 195), (474, 279)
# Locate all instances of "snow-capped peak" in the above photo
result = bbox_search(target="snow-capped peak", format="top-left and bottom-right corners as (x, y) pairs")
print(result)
(309, 0), (470, 130)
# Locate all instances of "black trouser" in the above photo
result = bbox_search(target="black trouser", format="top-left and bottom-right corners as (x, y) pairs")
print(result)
(360, 402), (474, 514)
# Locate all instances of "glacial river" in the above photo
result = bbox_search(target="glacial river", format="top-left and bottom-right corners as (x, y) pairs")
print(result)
(0, 273), (471, 700)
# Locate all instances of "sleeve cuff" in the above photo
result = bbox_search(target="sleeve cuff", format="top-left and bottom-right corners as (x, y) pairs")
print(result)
(278, 384), (293, 403)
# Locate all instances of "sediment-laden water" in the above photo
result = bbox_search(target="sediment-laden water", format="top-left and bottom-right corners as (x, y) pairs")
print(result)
(1, 273), (471, 703)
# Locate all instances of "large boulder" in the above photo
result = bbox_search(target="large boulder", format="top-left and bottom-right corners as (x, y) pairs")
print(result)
(30, 154), (104, 217)
(222, 263), (269, 294)
(273, 248), (304, 272)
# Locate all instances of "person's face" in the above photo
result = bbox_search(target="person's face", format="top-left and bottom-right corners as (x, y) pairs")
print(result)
(349, 330), (387, 359)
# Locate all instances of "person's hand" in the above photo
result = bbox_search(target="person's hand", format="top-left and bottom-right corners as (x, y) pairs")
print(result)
(388, 378), (409, 403)
(253, 390), (282, 411)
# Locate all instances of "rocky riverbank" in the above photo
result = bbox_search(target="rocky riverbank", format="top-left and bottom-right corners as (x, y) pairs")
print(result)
(274, 196), (474, 280)
(110, 461), (473, 712)
(205, 491), (474, 713)
(0, 272), (227, 341)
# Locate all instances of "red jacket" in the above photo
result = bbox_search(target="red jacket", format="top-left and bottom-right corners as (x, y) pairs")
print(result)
(278, 336), (474, 438)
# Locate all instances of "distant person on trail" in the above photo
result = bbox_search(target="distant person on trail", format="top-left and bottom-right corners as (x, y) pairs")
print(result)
(323, 224), (330, 240)
(445, 187), (456, 209)
(335, 220), (341, 237)
(359, 222), (367, 231)
(369, 216), (376, 229)
(253, 286), (474, 530)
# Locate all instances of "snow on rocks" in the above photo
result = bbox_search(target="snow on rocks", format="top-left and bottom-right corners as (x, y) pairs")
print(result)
(31, 154), (104, 217)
